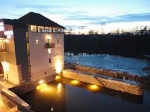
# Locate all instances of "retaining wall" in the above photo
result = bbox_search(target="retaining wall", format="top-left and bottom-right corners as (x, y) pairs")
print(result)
(62, 69), (143, 96)
(1, 89), (31, 112)
(67, 64), (143, 82)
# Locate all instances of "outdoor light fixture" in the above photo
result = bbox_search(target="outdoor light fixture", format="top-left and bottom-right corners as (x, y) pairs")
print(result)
(70, 80), (80, 85)
(88, 84), (100, 92)
(1, 61), (9, 71)
(38, 80), (45, 85)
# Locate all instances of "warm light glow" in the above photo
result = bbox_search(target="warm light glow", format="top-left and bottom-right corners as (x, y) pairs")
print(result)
(4, 39), (9, 43)
(70, 80), (80, 85)
(48, 48), (51, 54)
(55, 59), (63, 74)
(1, 61), (9, 71)
(7, 35), (11, 39)
(55, 75), (61, 81)
(46, 35), (51, 40)
(36, 84), (56, 94)
(57, 83), (62, 90)
(88, 84), (101, 92)
(39, 80), (45, 85)
(35, 39), (39, 45)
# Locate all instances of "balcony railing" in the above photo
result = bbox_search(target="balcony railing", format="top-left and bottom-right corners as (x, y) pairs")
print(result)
(45, 43), (55, 48)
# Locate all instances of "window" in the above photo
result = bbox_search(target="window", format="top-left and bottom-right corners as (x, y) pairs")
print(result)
(45, 27), (52, 33)
(38, 26), (44, 33)
(35, 39), (39, 45)
(31, 25), (37, 32)
(26, 43), (30, 54)
(49, 58), (51, 63)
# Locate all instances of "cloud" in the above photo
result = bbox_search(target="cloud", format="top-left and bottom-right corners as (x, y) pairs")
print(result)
(64, 11), (150, 25)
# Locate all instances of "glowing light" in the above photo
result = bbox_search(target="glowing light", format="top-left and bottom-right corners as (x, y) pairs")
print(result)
(35, 39), (39, 45)
(46, 35), (51, 40)
(48, 48), (51, 54)
(4, 39), (9, 43)
(39, 80), (45, 85)
(55, 59), (62, 74)
(88, 84), (101, 92)
(1, 61), (9, 71)
(57, 83), (62, 90)
(70, 80), (80, 85)
(7, 35), (11, 39)
(4, 30), (13, 36)
(55, 75), (61, 81)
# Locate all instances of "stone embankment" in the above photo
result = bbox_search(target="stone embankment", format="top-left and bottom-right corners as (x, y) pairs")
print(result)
(1, 89), (31, 112)
(65, 63), (150, 83)
(62, 69), (143, 96)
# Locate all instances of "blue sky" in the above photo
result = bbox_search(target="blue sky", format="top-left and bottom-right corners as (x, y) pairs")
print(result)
(0, 0), (150, 30)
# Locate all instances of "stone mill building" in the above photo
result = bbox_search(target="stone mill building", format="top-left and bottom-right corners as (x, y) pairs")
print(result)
(0, 12), (65, 85)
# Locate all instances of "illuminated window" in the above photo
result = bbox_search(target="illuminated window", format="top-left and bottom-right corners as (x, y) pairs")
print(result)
(31, 25), (37, 32)
(38, 26), (44, 33)
(45, 27), (52, 33)
(35, 39), (39, 45)
(48, 48), (51, 54)
(26, 32), (28, 38)
(26, 43), (30, 54)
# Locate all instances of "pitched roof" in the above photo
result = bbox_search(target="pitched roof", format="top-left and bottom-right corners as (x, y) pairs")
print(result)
(17, 12), (64, 28)
(3, 19), (17, 25)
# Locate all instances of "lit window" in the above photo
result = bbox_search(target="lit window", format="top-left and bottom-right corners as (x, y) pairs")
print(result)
(38, 26), (44, 33)
(45, 27), (52, 33)
(31, 25), (37, 32)
(26, 32), (28, 37)
(35, 39), (39, 45)
(48, 48), (51, 54)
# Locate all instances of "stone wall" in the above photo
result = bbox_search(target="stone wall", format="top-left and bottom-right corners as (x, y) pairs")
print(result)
(68, 64), (141, 81)
(1, 89), (31, 112)
(10, 74), (56, 95)
(62, 69), (143, 96)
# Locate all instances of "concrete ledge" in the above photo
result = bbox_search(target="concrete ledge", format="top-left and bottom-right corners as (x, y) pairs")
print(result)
(62, 69), (143, 96)
(1, 89), (31, 112)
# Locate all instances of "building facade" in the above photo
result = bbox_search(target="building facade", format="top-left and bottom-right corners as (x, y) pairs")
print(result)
(0, 12), (64, 85)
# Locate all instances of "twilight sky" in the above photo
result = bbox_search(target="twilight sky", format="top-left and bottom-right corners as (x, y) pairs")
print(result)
(0, 0), (150, 32)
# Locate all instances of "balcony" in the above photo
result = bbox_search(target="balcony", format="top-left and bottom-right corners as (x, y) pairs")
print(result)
(45, 43), (55, 48)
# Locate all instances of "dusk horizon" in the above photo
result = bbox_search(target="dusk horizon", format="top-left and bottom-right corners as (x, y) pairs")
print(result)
(0, 0), (150, 32)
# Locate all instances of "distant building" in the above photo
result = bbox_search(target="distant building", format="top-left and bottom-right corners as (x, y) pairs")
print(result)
(0, 12), (65, 85)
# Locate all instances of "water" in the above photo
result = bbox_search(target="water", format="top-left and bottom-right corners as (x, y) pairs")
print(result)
(21, 77), (150, 112)
(21, 54), (150, 112)
(65, 53), (149, 76)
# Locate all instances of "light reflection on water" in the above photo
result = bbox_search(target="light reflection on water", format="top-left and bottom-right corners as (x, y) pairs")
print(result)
(20, 77), (150, 112)
(20, 54), (150, 112)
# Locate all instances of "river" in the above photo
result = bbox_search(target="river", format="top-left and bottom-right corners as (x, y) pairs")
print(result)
(20, 54), (150, 112)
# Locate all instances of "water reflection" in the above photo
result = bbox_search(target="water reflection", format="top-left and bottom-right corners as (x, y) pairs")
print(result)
(20, 76), (146, 112)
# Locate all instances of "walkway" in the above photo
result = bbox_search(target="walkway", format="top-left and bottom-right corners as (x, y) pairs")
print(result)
(0, 76), (15, 112)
